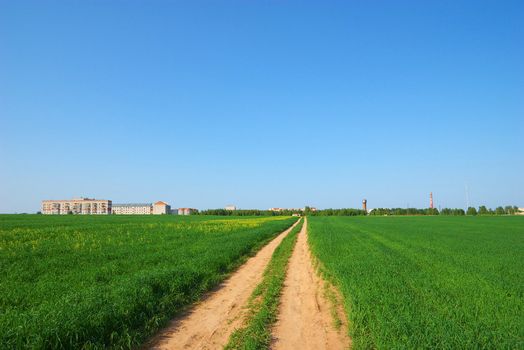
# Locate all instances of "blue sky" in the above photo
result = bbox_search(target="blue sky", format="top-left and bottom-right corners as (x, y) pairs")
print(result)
(1, 0), (523, 213)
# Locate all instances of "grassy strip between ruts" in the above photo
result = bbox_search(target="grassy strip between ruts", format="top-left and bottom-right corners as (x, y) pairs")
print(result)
(224, 218), (304, 350)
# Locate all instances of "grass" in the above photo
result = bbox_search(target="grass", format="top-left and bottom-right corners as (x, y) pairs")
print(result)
(308, 216), (524, 349)
(225, 218), (304, 350)
(323, 282), (343, 330)
(0, 214), (297, 349)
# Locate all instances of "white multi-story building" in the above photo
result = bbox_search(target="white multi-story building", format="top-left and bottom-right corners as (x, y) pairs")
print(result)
(41, 198), (112, 215)
(153, 201), (171, 215)
(112, 203), (152, 215)
(225, 205), (237, 211)
(112, 201), (172, 215)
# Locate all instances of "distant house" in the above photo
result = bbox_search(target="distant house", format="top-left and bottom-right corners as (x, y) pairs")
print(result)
(153, 201), (171, 215)
(225, 205), (237, 211)
(269, 207), (317, 213)
(518, 208), (524, 215)
(269, 208), (283, 212)
(178, 208), (198, 215)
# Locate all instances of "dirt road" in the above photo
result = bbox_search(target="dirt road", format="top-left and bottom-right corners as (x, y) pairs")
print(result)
(145, 219), (300, 350)
(272, 218), (350, 350)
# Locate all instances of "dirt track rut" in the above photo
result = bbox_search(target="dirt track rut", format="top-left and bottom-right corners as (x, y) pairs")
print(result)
(271, 217), (350, 350)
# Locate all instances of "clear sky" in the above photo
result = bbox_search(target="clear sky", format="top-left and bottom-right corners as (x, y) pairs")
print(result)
(1, 0), (523, 213)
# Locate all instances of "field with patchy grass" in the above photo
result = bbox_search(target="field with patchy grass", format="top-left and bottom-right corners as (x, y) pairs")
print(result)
(308, 216), (524, 349)
(0, 215), (296, 349)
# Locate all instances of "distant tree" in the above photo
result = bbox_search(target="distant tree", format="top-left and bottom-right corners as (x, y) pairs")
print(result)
(441, 208), (465, 216)
(495, 206), (505, 215)
(466, 207), (477, 216)
(36, 211), (42, 215)
(425, 208), (439, 215)
(478, 206), (489, 215)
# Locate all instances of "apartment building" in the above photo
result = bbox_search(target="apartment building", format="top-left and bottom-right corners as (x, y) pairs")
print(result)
(112, 201), (171, 215)
(112, 203), (152, 215)
(41, 198), (112, 215)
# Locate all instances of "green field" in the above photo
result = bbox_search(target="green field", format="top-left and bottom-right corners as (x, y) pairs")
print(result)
(308, 216), (524, 349)
(0, 214), (296, 349)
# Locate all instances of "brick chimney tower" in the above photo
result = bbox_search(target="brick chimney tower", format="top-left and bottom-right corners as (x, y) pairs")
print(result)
(430, 192), (434, 209)
(362, 199), (367, 212)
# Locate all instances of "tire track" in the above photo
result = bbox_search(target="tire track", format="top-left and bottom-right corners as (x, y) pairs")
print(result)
(271, 218), (350, 350)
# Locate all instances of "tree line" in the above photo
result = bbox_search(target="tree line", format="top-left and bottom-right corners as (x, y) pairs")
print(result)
(199, 208), (368, 216)
(464, 205), (520, 216)
(306, 208), (367, 216)
(369, 205), (520, 216)
(198, 209), (296, 216)
(199, 205), (520, 216)
(369, 208), (440, 216)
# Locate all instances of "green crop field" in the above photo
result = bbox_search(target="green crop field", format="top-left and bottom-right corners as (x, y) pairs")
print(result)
(308, 216), (524, 349)
(0, 214), (296, 349)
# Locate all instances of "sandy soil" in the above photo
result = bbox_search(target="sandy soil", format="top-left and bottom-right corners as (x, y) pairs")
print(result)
(145, 219), (300, 350)
(271, 218), (350, 350)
